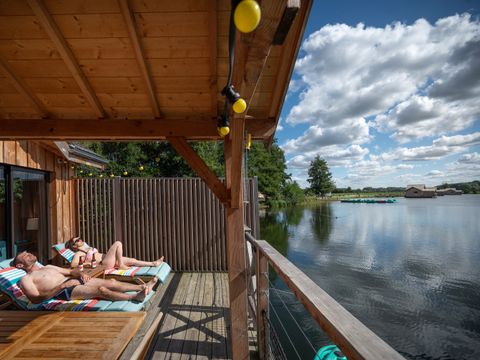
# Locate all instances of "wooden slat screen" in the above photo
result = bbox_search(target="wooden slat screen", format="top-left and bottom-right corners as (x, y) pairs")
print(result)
(75, 177), (259, 271)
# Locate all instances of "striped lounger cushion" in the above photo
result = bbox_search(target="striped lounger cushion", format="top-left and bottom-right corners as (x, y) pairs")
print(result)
(53, 243), (171, 283)
(0, 267), (155, 311)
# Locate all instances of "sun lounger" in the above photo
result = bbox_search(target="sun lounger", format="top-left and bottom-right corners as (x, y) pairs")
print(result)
(0, 266), (155, 311)
(52, 243), (171, 283)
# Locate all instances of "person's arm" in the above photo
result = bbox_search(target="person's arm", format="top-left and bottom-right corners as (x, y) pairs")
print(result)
(19, 276), (65, 304)
(71, 252), (80, 268)
(44, 265), (91, 283)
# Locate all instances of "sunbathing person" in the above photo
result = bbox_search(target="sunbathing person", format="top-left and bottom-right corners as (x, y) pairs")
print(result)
(65, 238), (164, 270)
(13, 251), (157, 304)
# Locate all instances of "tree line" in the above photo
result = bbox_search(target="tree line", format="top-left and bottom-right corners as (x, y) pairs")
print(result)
(79, 141), (306, 207)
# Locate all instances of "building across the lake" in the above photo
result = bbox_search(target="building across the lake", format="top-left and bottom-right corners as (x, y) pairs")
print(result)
(436, 188), (463, 196)
(405, 184), (437, 198)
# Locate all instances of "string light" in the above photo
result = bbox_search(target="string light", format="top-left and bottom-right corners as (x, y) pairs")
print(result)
(88, 172), (93, 177)
(234, 0), (261, 33)
(155, 156), (160, 163)
(246, 133), (252, 150)
(123, 171), (128, 176)
(139, 165), (144, 171)
(109, 173), (115, 178)
(99, 174), (104, 178)
(222, 85), (247, 114)
(217, 114), (230, 137)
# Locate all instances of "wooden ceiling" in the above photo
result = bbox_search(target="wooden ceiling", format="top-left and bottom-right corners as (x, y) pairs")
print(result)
(0, 0), (312, 141)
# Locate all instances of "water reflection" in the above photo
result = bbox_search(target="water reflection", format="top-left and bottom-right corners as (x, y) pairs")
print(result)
(260, 196), (480, 360)
(310, 203), (333, 244)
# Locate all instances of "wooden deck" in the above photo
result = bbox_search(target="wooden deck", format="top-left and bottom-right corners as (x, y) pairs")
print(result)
(0, 311), (144, 359)
(141, 272), (233, 360)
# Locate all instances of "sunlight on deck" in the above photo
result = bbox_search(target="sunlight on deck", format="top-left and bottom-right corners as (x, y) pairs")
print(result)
(147, 272), (232, 360)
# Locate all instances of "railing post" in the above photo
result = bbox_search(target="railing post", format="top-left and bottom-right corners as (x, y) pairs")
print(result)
(112, 177), (123, 243)
(256, 247), (269, 359)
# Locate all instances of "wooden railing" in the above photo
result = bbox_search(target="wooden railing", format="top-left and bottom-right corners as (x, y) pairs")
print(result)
(245, 232), (405, 360)
(75, 177), (260, 271)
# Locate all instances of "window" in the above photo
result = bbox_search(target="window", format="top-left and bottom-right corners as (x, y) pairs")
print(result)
(0, 165), (49, 262)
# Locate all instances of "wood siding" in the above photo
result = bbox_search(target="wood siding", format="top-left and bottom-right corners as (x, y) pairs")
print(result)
(75, 177), (260, 271)
(0, 140), (76, 252)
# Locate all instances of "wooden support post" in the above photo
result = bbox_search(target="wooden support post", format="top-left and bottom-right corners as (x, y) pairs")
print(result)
(256, 247), (269, 360)
(224, 118), (249, 359)
(112, 177), (123, 243)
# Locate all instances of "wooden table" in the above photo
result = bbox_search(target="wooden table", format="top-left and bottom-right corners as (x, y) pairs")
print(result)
(0, 311), (145, 359)
(82, 264), (108, 279)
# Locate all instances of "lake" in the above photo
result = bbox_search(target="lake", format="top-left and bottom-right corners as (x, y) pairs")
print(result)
(260, 195), (480, 360)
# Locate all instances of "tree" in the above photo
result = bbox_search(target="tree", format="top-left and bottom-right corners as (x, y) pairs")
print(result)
(282, 180), (304, 205)
(307, 156), (335, 197)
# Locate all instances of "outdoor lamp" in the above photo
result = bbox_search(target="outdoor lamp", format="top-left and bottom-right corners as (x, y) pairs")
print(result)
(109, 173), (115, 178)
(99, 174), (104, 178)
(217, 114), (230, 137)
(222, 85), (247, 114)
(139, 165), (144, 171)
(234, 0), (261, 33)
(246, 133), (252, 150)
(123, 171), (128, 176)
(88, 172), (93, 177)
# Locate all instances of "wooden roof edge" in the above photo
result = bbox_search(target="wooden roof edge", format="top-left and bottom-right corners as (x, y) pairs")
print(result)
(52, 141), (108, 169)
(267, 0), (314, 148)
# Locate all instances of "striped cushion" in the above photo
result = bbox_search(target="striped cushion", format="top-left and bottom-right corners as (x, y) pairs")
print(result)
(0, 266), (152, 311)
(52, 243), (76, 263)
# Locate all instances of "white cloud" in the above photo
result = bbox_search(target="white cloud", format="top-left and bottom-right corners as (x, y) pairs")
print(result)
(457, 152), (480, 164)
(285, 13), (479, 144)
(379, 132), (480, 161)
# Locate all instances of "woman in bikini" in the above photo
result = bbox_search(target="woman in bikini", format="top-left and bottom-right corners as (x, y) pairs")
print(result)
(65, 238), (164, 270)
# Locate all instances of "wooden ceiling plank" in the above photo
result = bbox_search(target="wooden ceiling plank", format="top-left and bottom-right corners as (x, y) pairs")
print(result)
(0, 54), (48, 117)
(27, 0), (106, 118)
(167, 136), (228, 205)
(118, 0), (161, 118)
(209, 0), (218, 119)
(0, 117), (275, 140)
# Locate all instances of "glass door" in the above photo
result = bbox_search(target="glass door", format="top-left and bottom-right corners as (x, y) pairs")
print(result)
(12, 169), (48, 263)
(0, 166), (5, 261)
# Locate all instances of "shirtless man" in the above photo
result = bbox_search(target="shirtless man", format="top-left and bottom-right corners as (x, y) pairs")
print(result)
(13, 251), (157, 304)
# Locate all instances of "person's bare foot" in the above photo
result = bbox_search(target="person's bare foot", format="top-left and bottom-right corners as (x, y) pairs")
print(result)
(132, 288), (147, 302)
(152, 256), (164, 267)
(144, 277), (158, 294)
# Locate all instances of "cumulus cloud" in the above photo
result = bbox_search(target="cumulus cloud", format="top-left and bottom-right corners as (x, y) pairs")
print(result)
(457, 152), (480, 164)
(286, 144), (369, 169)
(285, 13), (479, 146)
(379, 132), (480, 161)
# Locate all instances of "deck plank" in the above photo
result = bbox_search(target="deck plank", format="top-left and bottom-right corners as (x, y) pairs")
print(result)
(147, 272), (232, 360)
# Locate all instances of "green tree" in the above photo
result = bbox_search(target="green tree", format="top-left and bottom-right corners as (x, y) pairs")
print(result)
(247, 141), (289, 205)
(282, 180), (304, 205)
(307, 156), (335, 197)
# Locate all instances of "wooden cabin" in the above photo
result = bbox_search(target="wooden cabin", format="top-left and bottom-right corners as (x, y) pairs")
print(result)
(405, 184), (437, 198)
(0, 1), (405, 359)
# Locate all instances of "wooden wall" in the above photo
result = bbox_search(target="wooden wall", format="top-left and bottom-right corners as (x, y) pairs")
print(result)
(0, 141), (76, 255)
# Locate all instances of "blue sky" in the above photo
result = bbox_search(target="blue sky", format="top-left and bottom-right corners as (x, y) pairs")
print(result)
(276, 0), (480, 188)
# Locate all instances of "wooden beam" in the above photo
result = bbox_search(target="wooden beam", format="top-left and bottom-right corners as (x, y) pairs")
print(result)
(167, 136), (228, 205)
(209, 0), (218, 119)
(267, 0), (313, 147)
(247, 234), (405, 360)
(27, 0), (105, 118)
(0, 118), (275, 140)
(228, 118), (245, 209)
(118, 0), (161, 118)
(224, 130), (249, 360)
(272, 0), (300, 45)
(0, 55), (49, 118)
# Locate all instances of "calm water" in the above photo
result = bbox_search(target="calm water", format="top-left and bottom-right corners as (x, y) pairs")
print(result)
(260, 195), (480, 360)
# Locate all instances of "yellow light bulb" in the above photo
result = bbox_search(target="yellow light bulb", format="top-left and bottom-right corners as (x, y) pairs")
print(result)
(234, 0), (261, 33)
(123, 171), (128, 176)
(218, 126), (230, 137)
(99, 174), (103, 178)
(88, 173), (93, 177)
(110, 173), (115, 178)
(155, 157), (160, 163)
(79, 170), (84, 174)
(139, 165), (144, 171)
(246, 133), (252, 150)
(233, 98), (247, 113)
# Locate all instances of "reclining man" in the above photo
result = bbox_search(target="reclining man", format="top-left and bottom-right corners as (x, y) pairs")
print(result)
(13, 251), (157, 304)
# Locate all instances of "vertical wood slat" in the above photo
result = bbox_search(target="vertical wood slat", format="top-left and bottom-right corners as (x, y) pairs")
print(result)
(74, 177), (258, 271)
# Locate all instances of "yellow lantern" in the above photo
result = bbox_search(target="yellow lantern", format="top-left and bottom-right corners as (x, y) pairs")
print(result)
(79, 169), (84, 174)
(155, 156), (160, 163)
(234, 0), (261, 33)
(123, 171), (128, 176)
(246, 133), (252, 150)
(88, 172), (93, 177)
(218, 126), (230, 137)
(232, 98), (247, 114)
(139, 165), (144, 171)
(99, 174), (104, 178)
(110, 173), (115, 178)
